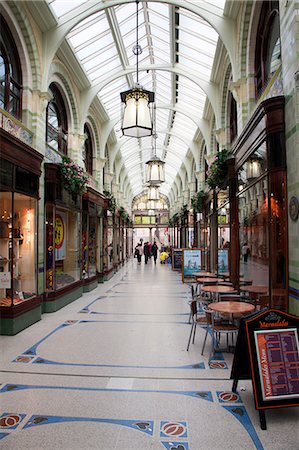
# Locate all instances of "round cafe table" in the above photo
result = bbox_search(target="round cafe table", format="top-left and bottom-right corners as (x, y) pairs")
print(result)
(239, 285), (268, 307)
(193, 271), (217, 278)
(239, 285), (268, 295)
(201, 284), (237, 301)
(196, 277), (224, 284)
(201, 285), (236, 294)
(208, 301), (255, 316)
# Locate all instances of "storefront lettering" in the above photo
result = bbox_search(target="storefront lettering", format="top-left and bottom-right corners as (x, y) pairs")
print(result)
(259, 320), (289, 328)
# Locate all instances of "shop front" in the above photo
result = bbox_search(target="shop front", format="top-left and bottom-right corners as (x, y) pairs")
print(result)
(44, 163), (83, 312)
(233, 96), (288, 311)
(82, 188), (105, 290)
(0, 129), (43, 334)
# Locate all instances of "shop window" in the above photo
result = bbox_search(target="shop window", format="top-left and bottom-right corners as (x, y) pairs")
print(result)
(255, 1), (280, 98)
(45, 206), (80, 291)
(84, 124), (93, 175)
(228, 90), (237, 143)
(0, 159), (13, 188)
(0, 14), (22, 119)
(0, 192), (37, 306)
(46, 83), (68, 154)
(106, 211), (113, 271)
(238, 176), (269, 289)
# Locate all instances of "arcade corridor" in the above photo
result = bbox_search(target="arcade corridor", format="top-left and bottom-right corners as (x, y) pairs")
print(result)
(1, 258), (298, 449)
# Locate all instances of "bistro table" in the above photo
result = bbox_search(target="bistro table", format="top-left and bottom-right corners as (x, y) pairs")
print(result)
(201, 284), (237, 301)
(239, 285), (268, 307)
(193, 271), (217, 278)
(196, 277), (224, 284)
(208, 301), (255, 316)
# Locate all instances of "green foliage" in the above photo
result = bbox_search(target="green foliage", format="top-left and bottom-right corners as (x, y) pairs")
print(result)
(191, 190), (205, 212)
(206, 149), (230, 189)
(180, 204), (189, 221)
(103, 190), (117, 212)
(169, 212), (179, 226)
(60, 155), (88, 194)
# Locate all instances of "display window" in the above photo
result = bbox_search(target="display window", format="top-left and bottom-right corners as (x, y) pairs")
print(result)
(96, 213), (104, 274)
(82, 213), (97, 278)
(46, 205), (80, 290)
(0, 192), (37, 306)
(238, 174), (269, 288)
(107, 211), (113, 271)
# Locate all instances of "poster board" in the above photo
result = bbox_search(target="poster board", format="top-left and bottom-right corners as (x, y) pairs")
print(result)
(182, 248), (201, 282)
(172, 248), (182, 271)
(218, 249), (228, 273)
(231, 309), (299, 411)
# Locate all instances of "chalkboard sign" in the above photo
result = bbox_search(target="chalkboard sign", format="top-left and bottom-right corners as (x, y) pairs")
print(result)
(172, 248), (182, 271)
(182, 248), (201, 282)
(231, 309), (299, 429)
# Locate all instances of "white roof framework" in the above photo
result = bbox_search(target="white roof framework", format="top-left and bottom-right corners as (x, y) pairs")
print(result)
(47, 0), (226, 197)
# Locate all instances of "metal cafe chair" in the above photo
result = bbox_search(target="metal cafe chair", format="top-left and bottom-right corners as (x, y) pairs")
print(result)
(186, 298), (209, 351)
(201, 306), (239, 358)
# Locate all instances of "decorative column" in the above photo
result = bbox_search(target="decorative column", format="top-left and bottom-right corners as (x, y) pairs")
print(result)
(210, 190), (218, 273)
(227, 156), (239, 289)
(68, 133), (85, 168)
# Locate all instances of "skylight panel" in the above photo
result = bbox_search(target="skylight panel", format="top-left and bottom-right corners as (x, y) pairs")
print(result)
(69, 21), (107, 48)
(48, 0), (88, 18)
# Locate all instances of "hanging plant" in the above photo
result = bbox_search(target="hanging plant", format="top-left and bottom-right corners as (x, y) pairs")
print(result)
(119, 206), (129, 221)
(103, 190), (117, 213)
(206, 149), (230, 189)
(169, 212), (179, 227)
(180, 204), (189, 222)
(191, 190), (205, 212)
(60, 155), (88, 195)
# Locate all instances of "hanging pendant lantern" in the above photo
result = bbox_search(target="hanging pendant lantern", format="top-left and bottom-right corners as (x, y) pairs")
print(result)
(120, 1), (154, 138)
(146, 155), (165, 185)
(147, 185), (159, 201)
(120, 87), (154, 137)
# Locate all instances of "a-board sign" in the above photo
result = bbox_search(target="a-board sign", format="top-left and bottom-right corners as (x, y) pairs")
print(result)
(182, 248), (201, 282)
(231, 309), (299, 410)
(172, 248), (182, 271)
(218, 249), (228, 273)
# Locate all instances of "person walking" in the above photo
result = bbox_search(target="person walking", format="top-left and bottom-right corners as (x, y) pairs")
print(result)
(151, 241), (158, 264)
(144, 242), (150, 264)
(242, 242), (250, 263)
(135, 243), (143, 265)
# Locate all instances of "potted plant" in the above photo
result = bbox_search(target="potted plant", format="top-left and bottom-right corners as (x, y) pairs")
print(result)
(60, 155), (88, 194)
(191, 190), (205, 212)
(206, 149), (230, 189)
(103, 190), (117, 213)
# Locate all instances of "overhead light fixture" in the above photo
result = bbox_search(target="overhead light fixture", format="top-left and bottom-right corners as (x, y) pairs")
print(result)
(120, 1), (154, 138)
(145, 105), (165, 184)
(148, 185), (159, 201)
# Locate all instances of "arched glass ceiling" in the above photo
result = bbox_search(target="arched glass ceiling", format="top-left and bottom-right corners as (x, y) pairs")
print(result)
(47, 0), (225, 198)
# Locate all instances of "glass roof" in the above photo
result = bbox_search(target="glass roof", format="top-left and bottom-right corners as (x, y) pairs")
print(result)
(47, 0), (225, 197)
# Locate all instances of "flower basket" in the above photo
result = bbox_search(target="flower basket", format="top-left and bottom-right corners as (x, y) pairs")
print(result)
(206, 149), (230, 189)
(60, 156), (88, 195)
(103, 190), (117, 213)
(191, 190), (205, 212)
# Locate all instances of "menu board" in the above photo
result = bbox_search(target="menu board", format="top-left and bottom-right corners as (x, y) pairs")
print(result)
(182, 248), (201, 282)
(172, 248), (182, 271)
(254, 328), (299, 401)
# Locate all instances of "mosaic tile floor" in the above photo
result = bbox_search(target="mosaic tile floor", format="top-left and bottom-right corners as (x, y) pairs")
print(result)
(1, 259), (298, 449)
